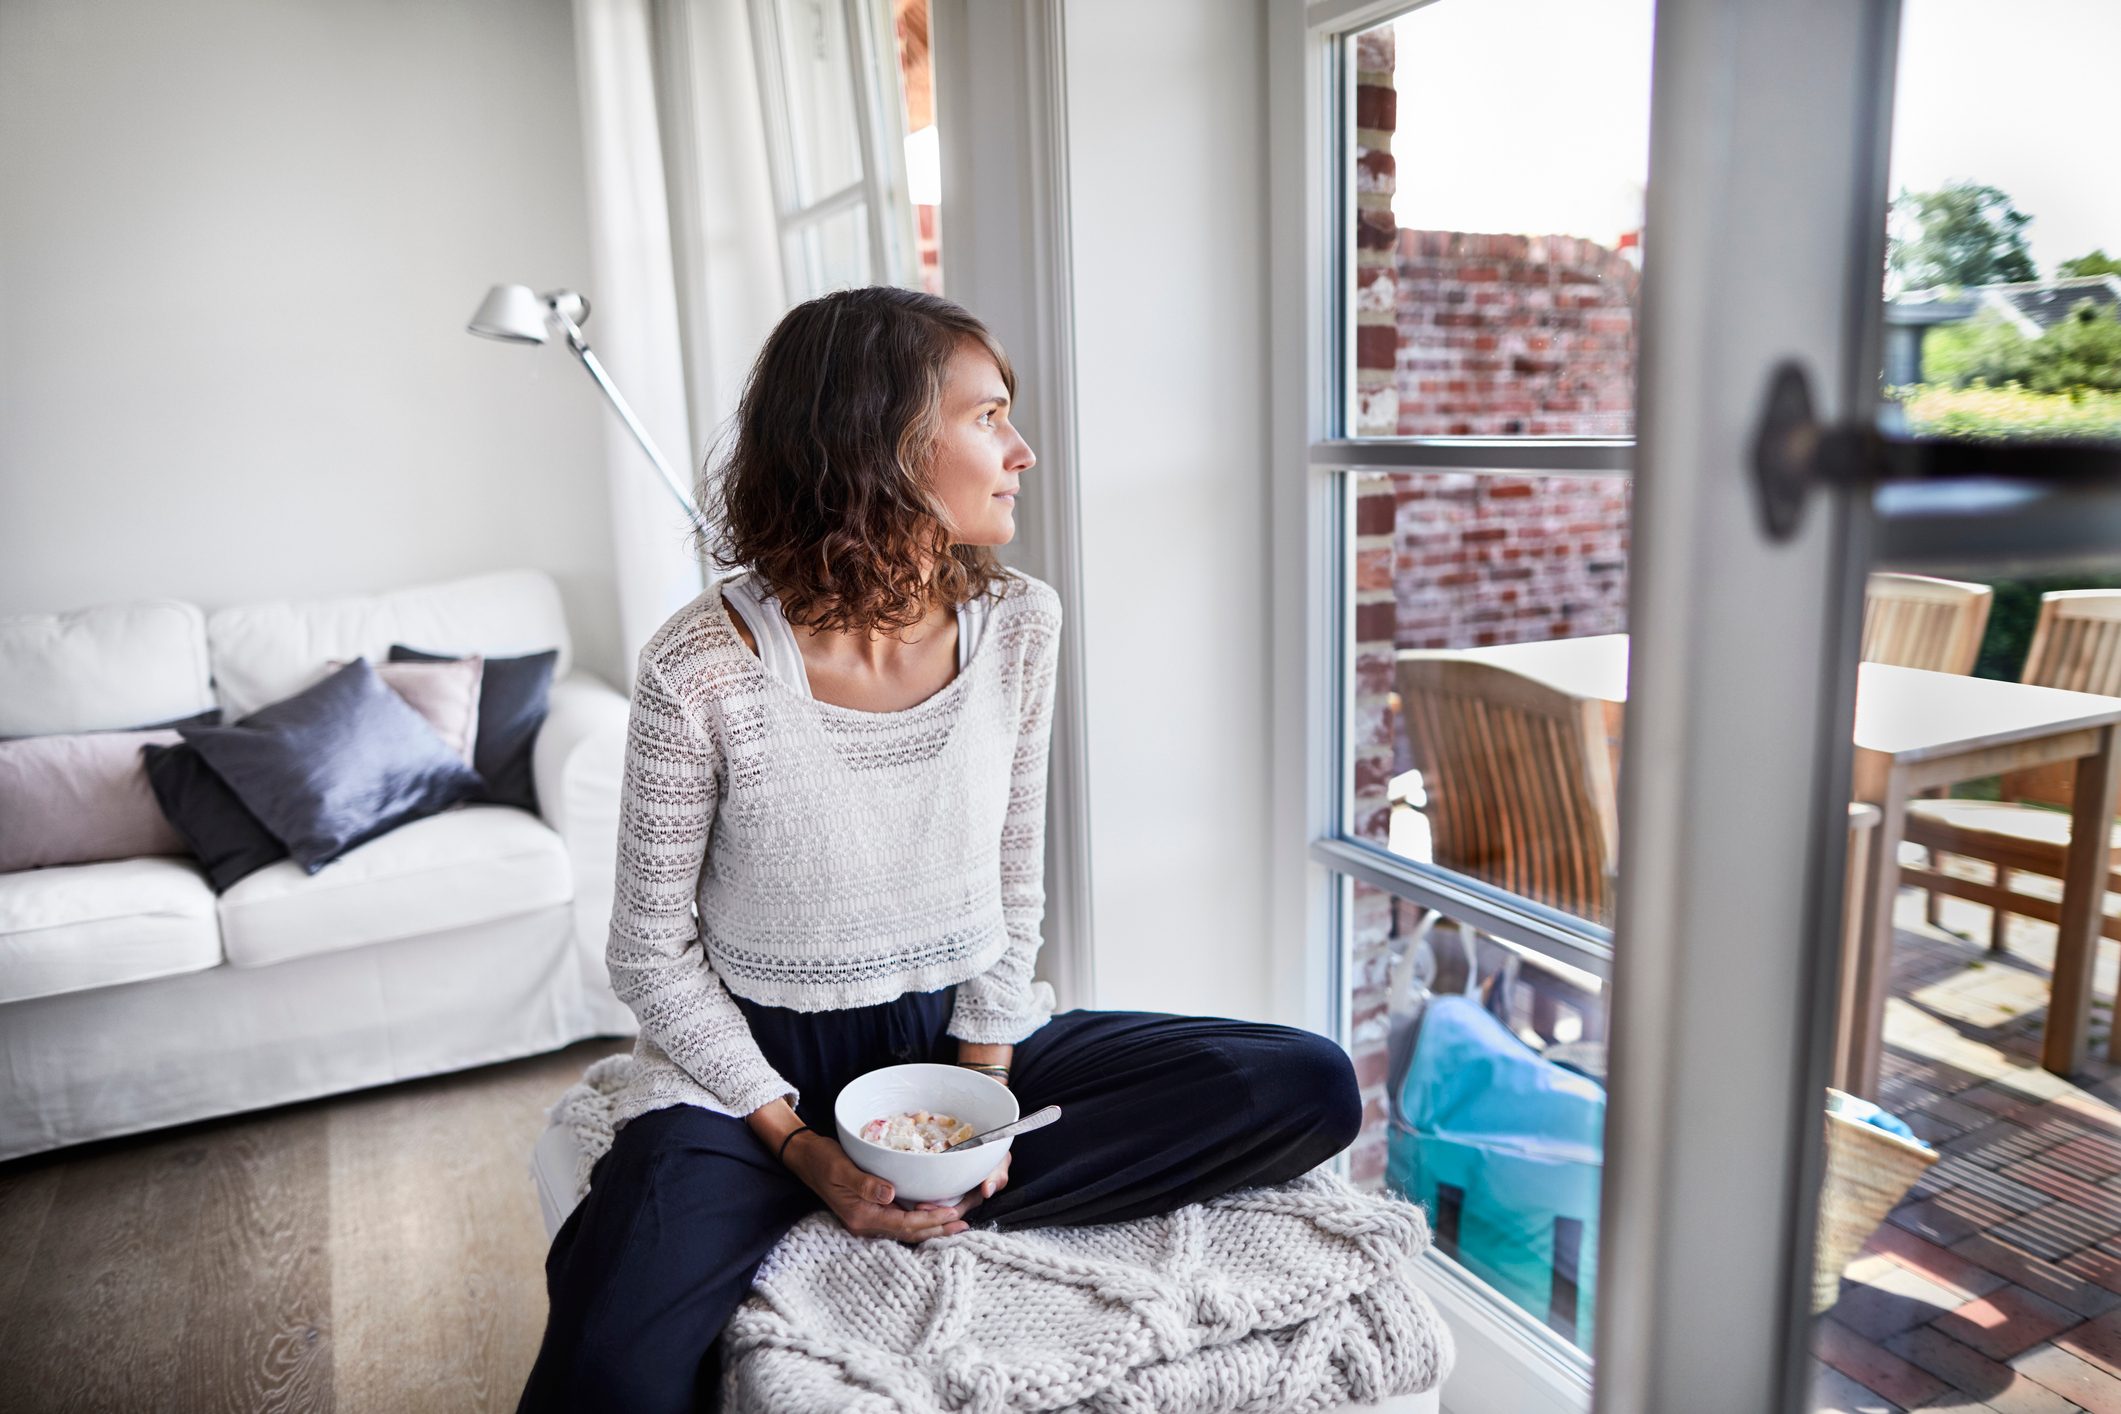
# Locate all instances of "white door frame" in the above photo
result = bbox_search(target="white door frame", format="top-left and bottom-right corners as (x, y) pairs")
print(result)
(1596, 1), (1902, 1407)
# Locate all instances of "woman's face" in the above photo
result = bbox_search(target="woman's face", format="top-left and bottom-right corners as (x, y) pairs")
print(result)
(927, 338), (1035, 547)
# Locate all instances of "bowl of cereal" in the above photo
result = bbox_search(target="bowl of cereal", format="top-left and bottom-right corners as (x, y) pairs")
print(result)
(834, 1062), (1019, 1205)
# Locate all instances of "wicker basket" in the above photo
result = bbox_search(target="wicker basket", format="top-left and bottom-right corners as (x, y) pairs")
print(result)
(1813, 1088), (1940, 1312)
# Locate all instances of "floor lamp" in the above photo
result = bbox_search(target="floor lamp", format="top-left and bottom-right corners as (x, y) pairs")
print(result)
(465, 285), (709, 538)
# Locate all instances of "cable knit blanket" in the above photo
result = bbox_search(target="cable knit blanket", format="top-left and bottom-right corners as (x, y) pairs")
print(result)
(552, 1057), (1455, 1413)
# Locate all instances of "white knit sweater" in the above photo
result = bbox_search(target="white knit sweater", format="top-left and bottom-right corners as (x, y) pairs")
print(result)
(602, 568), (1062, 1124)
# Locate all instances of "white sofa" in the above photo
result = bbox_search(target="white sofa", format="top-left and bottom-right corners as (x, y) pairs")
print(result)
(0, 568), (639, 1161)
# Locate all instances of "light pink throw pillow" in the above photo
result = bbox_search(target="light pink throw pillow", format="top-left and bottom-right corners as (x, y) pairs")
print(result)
(0, 730), (190, 872)
(325, 656), (484, 765)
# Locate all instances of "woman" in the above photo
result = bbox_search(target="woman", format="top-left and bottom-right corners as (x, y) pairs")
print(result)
(517, 286), (1361, 1412)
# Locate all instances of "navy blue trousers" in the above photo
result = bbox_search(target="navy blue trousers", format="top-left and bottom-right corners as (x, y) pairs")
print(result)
(516, 988), (1361, 1413)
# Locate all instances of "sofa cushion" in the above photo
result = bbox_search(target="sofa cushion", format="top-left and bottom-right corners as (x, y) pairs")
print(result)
(0, 729), (190, 872)
(141, 742), (291, 892)
(391, 646), (558, 811)
(0, 599), (215, 738)
(328, 655), (486, 765)
(216, 805), (572, 969)
(180, 660), (485, 874)
(206, 570), (573, 720)
(0, 857), (222, 1004)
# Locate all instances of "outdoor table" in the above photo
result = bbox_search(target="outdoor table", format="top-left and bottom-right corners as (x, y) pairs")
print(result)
(1436, 634), (2121, 1091)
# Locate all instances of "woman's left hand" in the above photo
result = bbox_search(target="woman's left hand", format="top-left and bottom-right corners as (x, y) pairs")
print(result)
(937, 1041), (1014, 1215)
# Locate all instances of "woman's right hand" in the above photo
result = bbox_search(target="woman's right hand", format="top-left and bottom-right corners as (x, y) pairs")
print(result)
(781, 1130), (971, 1243)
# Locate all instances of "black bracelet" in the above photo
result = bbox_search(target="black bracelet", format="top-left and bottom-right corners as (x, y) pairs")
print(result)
(956, 1061), (1011, 1082)
(776, 1124), (817, 1165)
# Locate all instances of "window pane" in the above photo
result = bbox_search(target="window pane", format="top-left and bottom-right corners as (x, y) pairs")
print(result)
(889, 0), (943, 294)
(1881, 1), (2121, 446)
(1806, 4), (2121, 1406)
(790, 205), (872, 301)
(1347, 1), (1652, 439)
(770, 0), (865, 209)
(1346, 469), (1631, 927)
(1344, 874), (1605, 1357)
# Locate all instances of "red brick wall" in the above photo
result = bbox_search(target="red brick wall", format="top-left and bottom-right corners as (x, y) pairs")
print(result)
(916, 204), (942, 296)
(1391, 474), (1630, 655)
(1391, 231), (1637, 438)
(1346, 27), (1400, 1191)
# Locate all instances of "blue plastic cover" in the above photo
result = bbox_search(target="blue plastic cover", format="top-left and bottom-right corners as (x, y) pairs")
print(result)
(1387, 995), (1605, 1350)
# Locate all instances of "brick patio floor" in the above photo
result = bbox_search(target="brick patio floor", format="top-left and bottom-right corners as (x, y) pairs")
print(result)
(1811, 876), (2121, 1413)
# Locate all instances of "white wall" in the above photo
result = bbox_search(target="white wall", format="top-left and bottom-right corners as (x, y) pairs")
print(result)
(1063, 0), (1277, 1020)
(0, 0), (626, 687)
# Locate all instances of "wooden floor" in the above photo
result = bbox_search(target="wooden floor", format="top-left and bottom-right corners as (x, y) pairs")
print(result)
(0, 1036), (630, 1414)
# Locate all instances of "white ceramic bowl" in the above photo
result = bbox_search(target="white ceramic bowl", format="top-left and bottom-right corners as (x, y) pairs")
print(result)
(834, 1062), (1019, 1205)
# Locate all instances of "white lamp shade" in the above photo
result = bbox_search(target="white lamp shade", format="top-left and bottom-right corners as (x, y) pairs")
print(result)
(467, 284), (550, 344)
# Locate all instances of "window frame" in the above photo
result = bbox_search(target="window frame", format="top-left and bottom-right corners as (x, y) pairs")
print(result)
(1269, 1), (1642, 1405)
(747, 0), (924, 298)
(1305, 0), (1640, 1085)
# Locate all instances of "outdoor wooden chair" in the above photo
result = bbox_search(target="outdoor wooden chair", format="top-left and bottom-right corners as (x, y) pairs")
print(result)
(1861, 573), (1993, 676)
(1392, 653), (1618, 1047)
(1902, 592), (2121, 1007)
(1860, 573), (1993, 928)
(1395, 653), (1620, 926)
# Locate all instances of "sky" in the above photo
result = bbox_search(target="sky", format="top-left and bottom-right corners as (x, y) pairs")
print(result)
(1388, 0), (2120, 278)
(1889, 0), (2121, 275)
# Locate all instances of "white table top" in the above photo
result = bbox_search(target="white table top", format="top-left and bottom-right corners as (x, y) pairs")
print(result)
(1430, 634), (2121, 762)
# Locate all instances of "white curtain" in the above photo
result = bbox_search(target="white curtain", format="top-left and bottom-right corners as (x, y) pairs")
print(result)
(571, 0), (706, 672)
(655, 0), (789, 500)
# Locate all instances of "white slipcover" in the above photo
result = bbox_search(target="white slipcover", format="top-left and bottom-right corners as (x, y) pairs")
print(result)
(217, 806), (574, 969)
(0, 902), (585, 1160)
(206, 569), (575, 719)
(0, 857), (221, 1004)
(0, 598), (215, 737)
(0, 567), (635, 1161)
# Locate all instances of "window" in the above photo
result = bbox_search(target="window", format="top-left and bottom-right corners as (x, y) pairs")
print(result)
(1312, 0), (1653, 1378)
(748, 0), (939, 299)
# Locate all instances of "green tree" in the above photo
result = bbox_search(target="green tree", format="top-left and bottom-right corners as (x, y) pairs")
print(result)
(1888, 182), (2038, 291)
(2057, 249), (2121, 279)
(1920, 303), (2121, 395)
(2021, 301), (2121, 394)
(1922, 312), (2033, 387)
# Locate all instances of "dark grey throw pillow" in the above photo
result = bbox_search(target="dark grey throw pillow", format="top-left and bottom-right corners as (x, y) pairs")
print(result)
(178, 659), (483, 873)
(388, 645), (558, 813)
(140, 742), (288, 892)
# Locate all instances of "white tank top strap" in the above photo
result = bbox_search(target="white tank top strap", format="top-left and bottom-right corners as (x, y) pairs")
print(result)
(723, 570), (983, 699)
(721, 573), (814, 696)
(954, 593), (988, 673)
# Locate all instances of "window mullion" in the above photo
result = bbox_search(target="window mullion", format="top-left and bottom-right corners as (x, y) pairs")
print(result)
(1312, 439), (1635, 475)
(1313, 837), (1616, 980)
(779, 181), (868, 232)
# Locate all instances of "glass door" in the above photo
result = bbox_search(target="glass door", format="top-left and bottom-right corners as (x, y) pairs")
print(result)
(1285, 0), (2121, 1407)
(1796, 4), (2121, 1412)
(1590, 1), (2121, 1412)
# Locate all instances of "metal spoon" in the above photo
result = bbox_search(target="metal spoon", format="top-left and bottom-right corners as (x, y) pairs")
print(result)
(943, 1105), (1062, 1152)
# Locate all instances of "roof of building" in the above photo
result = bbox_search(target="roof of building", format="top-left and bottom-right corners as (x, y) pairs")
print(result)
(1887, 275), (2121, 336)
(1984, 275), (2121, 332)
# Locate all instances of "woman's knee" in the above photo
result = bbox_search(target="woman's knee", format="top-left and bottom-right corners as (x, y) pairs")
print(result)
(1253, 1026), (1363, 1155)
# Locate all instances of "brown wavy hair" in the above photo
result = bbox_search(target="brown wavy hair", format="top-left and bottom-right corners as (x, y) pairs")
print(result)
(699, 286), (1016, 637)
